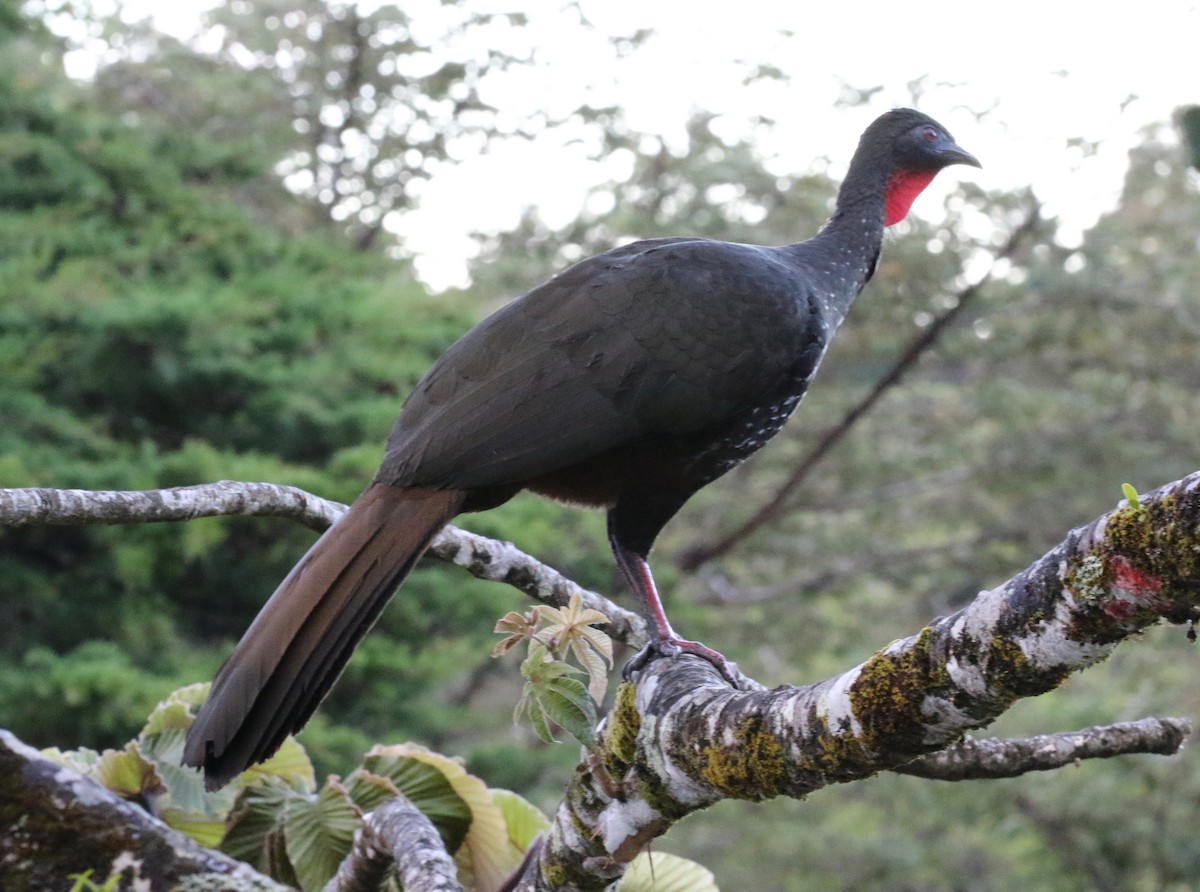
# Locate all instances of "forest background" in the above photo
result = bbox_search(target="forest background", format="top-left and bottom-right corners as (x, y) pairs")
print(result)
(2, 2), (1200, 889)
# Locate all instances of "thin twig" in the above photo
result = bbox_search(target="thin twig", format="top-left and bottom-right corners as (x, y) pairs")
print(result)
(894, 717), (1192, 781)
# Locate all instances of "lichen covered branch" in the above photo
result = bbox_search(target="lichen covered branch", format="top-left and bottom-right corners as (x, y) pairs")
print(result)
(0, 729), (286, 891)
(894, 717), (1192, 781)
(0, 481), (345, 532)
(523, 472), (1200, 890)
(324, 795), (462, 892)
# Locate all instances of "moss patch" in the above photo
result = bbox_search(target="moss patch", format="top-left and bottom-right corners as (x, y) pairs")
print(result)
(1104, 495), (1200, 599)
(850, 627), (950, 756)
(984, 633), (1061, 699)
(796, 726), (876, 781)
(602, 682), (640, 777)
(693, 715), (785, 800)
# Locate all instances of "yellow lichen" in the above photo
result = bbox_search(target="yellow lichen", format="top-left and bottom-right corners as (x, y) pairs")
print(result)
(697, 715), (785, 799)
(602, 682), (640, 775)
(849, 627), (949, 755)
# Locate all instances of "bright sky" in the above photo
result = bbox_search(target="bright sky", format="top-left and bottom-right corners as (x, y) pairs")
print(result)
(63, 0), (1200, 290)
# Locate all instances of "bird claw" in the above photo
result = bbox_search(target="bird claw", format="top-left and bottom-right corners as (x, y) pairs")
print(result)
(622, 637), (740, 687)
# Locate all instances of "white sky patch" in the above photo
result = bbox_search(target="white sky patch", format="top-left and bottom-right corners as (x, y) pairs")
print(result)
(49, 0), (1200, 290)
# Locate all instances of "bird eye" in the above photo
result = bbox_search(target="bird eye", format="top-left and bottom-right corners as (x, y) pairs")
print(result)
(922, 126), (938, 142)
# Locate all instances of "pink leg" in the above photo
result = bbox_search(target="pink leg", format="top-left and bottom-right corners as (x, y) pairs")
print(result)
(610, 537), (737, 684)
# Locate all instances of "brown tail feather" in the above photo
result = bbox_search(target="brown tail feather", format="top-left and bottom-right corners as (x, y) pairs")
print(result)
(183, 483), (465, 790)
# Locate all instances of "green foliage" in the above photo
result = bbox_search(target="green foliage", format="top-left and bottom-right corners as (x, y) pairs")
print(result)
(0, 641), (189, 749)
(221, 740), (523, 891)
(515, 642), (599, 749)
(0, 18), (536, 772)
(43, 684), (316, 849)
(67, 870), (123, 892)
(49, 684), (717, 891)
(39, 687), (480, 890)
(496, 595), (613, 748)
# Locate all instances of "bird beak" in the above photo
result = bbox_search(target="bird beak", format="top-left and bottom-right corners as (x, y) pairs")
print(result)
(939, 140), (981, 169)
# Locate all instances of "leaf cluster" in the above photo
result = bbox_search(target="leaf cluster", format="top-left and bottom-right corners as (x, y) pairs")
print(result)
(496, 593), (613, 748)
(47, 684), (714, 891)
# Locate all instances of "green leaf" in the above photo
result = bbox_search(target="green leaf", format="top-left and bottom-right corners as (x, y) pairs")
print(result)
(521, 643), (583, 683)
(356, 745), (472, 852)
(342, 769), (404, 812)
(140, 683), (210, 737)
(533, 675), (598, 748)
(41, 746), (102, 776)
(282, 779), (360, 891)
(1121, 482), (1140, 505)
(571, 637), (612, 703)
(360, 743), (518, 892)
(524, 694), (557, 744)
(43, 741), (164, 807)
(244, 736), (316, 792)
(220, 780), (301, 888)
(491, 788), (551, 852)
(161, 810), (231, 851)
(619, 851), (720, 892)
(93, 742), (163, 801)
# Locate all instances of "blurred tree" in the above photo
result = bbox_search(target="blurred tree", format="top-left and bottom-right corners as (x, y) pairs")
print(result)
(468, 108), (827, 297)
(0, 7), (546, 773)
(1180, 105), (1200, 170)
(75, 0), (640, 254)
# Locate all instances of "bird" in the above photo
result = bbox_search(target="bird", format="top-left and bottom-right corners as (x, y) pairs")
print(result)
(184, 108), (979, 789)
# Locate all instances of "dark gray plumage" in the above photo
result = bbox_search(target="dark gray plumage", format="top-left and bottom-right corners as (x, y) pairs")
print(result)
(185, 108), (979, 789)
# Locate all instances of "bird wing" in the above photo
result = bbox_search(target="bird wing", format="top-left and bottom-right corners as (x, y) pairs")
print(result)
(378, 239), (829, 490)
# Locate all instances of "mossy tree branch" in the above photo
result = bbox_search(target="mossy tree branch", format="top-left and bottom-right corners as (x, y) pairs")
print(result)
(4, 474), (1200, 890)
(0, 730), (289, 892)
(513, 471), (1200, 890)
(323, 794), (463, 892)
(894, 716), (1192, 781)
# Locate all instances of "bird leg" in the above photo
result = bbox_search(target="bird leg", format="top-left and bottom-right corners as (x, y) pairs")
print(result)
(608, 534), (738, 685)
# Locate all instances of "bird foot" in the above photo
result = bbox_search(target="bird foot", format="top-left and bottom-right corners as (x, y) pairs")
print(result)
(623, 636), (740, 686)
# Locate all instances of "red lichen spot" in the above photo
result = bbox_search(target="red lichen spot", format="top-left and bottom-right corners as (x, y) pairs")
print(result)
(1099, 555), (1165, 622)
(884, 169), (937, 226)
(1109, 554), (1163, 598)
(1101, 598), (1138, 621)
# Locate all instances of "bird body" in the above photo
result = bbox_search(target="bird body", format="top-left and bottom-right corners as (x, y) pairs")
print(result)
(185, 108), (979, 789)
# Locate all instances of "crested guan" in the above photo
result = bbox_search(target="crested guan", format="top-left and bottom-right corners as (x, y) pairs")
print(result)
(184, 108), (979, 789)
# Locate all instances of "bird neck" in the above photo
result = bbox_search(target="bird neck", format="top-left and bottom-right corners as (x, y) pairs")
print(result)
(825, 154), (893, 238)
(781, 164), (891, 325)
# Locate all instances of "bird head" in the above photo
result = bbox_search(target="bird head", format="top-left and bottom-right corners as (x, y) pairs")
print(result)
(847, 108), (981, 226)
(883, 109), (981, 172)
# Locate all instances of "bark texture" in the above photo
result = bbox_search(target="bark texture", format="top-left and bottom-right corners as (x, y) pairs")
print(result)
(894, 716), (1192, 781)
(514, 472), (1200, 890)
(324, 795), (463, 892)
(0, 730), (287, 892)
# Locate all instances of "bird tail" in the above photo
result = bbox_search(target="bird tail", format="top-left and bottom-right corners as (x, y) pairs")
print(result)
(183, 483), (466, 790)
